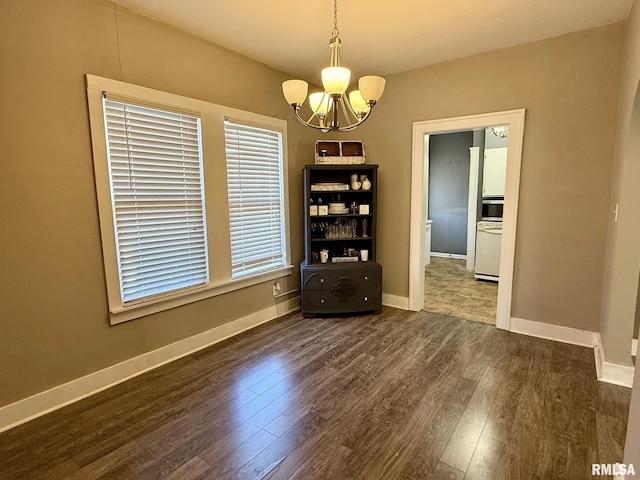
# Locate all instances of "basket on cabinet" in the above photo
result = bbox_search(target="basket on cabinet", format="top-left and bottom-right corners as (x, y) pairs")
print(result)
(314, 140), (365, 165)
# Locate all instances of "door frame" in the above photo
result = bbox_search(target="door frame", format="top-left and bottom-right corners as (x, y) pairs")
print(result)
(408, 109), (525, 330)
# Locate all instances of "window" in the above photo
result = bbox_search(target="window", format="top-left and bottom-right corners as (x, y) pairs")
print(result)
(86, 74), (291, 324)
(102, 97), (209, 304)
(224, 119), (286, 278)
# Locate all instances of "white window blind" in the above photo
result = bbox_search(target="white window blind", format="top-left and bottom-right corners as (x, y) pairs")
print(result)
(103, 97), (209, 304)
(224, 119), (286, 278)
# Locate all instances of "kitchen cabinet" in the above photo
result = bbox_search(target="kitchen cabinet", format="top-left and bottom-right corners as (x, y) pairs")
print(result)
(483, 147), (507, 197)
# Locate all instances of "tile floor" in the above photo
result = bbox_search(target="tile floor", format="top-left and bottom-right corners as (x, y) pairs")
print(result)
(424, 256), (498, 324)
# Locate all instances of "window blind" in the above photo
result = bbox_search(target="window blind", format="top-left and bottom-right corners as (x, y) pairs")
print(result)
(224, 119), (285, 278)
(103, 98), (209, 303)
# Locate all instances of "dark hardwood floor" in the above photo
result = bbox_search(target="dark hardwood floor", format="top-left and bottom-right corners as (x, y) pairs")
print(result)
(0, 307), (631, 479)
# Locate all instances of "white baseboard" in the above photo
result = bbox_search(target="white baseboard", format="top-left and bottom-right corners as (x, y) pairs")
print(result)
(275, 295), (300, 318)
(0, 304), (284, 434)
(510, 318), (634, 388)
(594, 333), (635, 388)
(599, 360), (635, 388)
(510, 317), (597, 347)
(613, 463), (636, 479)
(430, 252), (467, 260)
(382, 293), (410, 310)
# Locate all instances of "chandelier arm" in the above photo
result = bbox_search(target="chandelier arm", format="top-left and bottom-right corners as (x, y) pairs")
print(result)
(344, 93), (367, 122)
(292, 107), (332, 132)
(335, 106), (375, 132)
(330, 95), (340, 131)
(307, 110), (327, 129)
(339, 95), (354, 123)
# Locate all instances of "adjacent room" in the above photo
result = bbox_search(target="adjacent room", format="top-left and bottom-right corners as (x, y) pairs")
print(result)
(423, 127), (505, 324)
(2, 0), (640, 478)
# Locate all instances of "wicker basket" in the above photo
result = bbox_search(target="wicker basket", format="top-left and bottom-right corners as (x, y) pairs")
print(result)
(315, 140), (365, 165)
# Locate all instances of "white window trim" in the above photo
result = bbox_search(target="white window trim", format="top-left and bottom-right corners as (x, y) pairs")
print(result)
(86, 74), (292, 324)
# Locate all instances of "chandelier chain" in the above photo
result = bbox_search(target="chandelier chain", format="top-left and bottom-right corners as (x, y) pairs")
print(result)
(332, 0), (339, 38)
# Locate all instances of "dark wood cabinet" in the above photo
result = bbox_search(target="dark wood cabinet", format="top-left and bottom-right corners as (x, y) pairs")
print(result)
(300, 164), (382, 317)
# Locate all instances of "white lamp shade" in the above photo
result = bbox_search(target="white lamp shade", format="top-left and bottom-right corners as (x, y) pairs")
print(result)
(359, 75), (386, 102)
(348, 90), (369, 115)
(282, 79), (308, 105)
(309, 92), (332, 115)
(321, 66), (351, 95)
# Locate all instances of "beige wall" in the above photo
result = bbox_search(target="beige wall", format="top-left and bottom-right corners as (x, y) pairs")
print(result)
(609, 0), (640, 467)
(331, 23), (624, 332)
(601, 0), (640, 368)
(0, 0), (318, 407)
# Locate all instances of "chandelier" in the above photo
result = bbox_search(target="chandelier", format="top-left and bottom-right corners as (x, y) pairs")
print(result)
(281, 0), (386, 132)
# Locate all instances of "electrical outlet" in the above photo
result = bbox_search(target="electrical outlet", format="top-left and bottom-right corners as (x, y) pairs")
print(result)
(273, 282), (281, 296)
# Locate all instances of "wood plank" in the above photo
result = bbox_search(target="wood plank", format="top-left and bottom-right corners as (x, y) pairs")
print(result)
(464, 435), (507, 480)
(431, 462), (465, 480)
(0, 309), (632, 480)
(161, 456), (212, 480)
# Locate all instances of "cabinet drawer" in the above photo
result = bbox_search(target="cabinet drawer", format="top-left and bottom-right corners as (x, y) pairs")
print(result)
(302, 289), (380, 313)
(302, 264), (381, 291)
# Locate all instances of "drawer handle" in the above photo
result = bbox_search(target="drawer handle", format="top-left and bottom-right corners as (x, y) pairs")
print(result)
(320, 299), (325, 304)
(364, 296), (368, 302)
(364, 276), (368, 281)
(320, 278), (325, 284)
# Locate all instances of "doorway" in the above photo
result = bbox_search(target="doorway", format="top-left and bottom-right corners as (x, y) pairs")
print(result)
(408, 109), (525, 330)
(423, 129), (501, 324)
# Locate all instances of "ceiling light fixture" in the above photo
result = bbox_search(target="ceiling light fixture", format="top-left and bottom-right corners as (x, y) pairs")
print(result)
(492, 126), (509, 138)
(281, 0), (386, 132)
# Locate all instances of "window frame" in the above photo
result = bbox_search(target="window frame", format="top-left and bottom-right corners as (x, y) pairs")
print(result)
(86, 74), (292, 324)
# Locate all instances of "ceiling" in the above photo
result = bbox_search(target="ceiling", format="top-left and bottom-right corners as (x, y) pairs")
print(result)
(110, 0), (633, 84)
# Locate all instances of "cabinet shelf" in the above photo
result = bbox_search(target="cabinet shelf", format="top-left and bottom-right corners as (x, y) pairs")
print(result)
(310, 214), (372, 218)
(310, 236), (372, 242)
(311, 189), (373, 193)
